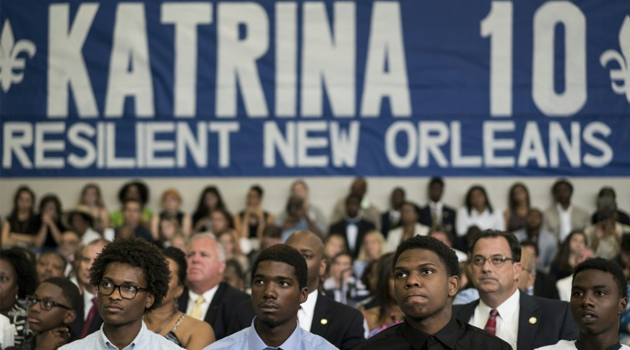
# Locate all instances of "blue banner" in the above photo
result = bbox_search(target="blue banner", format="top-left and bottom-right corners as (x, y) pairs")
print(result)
(1, 0), (629, 177)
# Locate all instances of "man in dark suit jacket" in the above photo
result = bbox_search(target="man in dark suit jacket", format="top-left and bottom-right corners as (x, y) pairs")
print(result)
(380, 187), (406, 238)
(329, 194), (376, 259)
(178, 233), (249, 340)
(453, 230), (577, 350)
(419, 177), (457, 236)
(68, 239), (108, 338)
(228, 230), (366, 350)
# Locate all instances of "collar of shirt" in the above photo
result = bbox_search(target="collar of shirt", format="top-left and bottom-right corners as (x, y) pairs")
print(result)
(188, 284), (219, 316)
(430, 201), (444, 212)
(248, 318), (302, 350)
(575, 340), (621, 350)
(477, 289), (520, 350)
(401, 316), (461, 350)
(83, 289), (95, 320)
(298, 290), (319, 331)
(100, 320), (149, 350)
(478, 289), (520, 324)
(556, 203), (573, 214)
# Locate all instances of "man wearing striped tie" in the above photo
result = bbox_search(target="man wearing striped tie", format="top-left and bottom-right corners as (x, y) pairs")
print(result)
(453, 230), (578, 350)
(178, 233), (249, 340)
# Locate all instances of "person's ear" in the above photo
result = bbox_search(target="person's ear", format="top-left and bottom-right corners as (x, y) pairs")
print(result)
(299, 287), (308, 304)
(619, 296), (628, 314)
(146, 293), (155, 310)
(63, 310), (77, 325)
(175, 283), (184, 299)
(448, 275), (460, 297)
(513, 262), (523, 281)
(319, 259), (327, 278)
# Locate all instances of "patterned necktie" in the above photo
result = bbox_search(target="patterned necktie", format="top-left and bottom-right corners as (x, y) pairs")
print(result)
(81, 297), (98, 338)
(484, 309), (499, 335)
(189, 296), (205, 320)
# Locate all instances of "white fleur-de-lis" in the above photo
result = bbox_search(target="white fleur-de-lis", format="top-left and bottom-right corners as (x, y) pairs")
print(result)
(600, 16), (630, 103)
(0, 19), (36, 93)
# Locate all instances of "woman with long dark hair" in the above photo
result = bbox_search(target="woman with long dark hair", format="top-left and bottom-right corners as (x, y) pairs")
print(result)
(192, 186), (232, 233)
(361, 253), (404, 337)
(455, 185), (504, 236)
(503, 182), (531, 232)
(1, 186), (39, 248)
(549, 230), (587, 280)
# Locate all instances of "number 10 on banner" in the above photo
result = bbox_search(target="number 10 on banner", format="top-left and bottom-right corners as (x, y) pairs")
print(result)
(482, 1), (587, 117)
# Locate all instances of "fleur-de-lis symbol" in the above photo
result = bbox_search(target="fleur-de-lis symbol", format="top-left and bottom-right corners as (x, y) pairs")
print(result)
(600, 16), (630, 103)
(0, 19), (36, 93)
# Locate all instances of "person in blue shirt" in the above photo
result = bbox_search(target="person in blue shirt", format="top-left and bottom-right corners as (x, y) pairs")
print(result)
(205, 244), (338, 350)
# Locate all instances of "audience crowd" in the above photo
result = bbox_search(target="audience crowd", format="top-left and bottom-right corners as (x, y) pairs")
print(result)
(1, 177), (629, 350)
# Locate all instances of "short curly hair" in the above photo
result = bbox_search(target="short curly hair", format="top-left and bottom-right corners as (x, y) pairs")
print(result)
(573, 257), (628, 299)
(251, 244), (307, 290)
(393, 235), (459, 277)
(89, 237), (169, 312)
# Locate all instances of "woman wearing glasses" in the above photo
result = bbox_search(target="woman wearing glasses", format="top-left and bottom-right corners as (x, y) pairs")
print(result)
(22, 277), (80, 349)
(0, 247), (37, 346)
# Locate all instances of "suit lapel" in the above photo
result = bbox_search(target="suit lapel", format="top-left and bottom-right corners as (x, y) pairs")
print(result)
(206, 283), (226, 324)
(517, 291), (540, 350)
(310, 294), (330, 337)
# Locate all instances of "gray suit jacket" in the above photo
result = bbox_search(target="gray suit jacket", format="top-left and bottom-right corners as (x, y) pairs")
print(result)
(543, 204), (590, 241)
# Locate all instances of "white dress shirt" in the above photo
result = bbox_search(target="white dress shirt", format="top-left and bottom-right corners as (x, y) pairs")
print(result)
(186, 285), (219, 320)
(59, 321), (183, 350)
(456, 207), (505, 236)
(83, 289), (96, 320)
(557, 204), (573, 242)
(298, 290), (319, 331)
(470, 289), (521, 350)
(430, 201), (444, 223)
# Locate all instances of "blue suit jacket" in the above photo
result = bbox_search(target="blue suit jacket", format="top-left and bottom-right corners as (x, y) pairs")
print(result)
(453, 290), (578, 350)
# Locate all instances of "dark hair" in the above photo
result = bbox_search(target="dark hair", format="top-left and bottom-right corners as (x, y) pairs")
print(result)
(162, 247), (187, 287)
(621, 234), (630, 254)
(250, 185), (264, 198)
(118, 181), (149, 205)
(262, 225), (282, 239)
(332, 252), (353, 264)
(211, 208), (235, 230)
(520, 240), (539, 257)
(597, 186), (616, 199)
(573, 257), (628, 299)
(39, 194), (62, 216)
(251, 244), (307, 290)
(393, 235), (459, 278)
(38, 251), (68, 269)
(192, 186), (229, 225)
(552, 230), (588, 277)
(373, 253), (395, 321)
(123, 198), (144, 210)
(508, 183), (530, 211)
(552, 179), (573, 195)
(429, 177), (445, 188)
(0, 248), (37, 299)
(225, 259), (245, 283)
(10, 186), (35, 220)
(468, 230), (521, 263)
(41, 276), (81, 311)
(89, 237), (170, 312)
(465, 185), (493, 215)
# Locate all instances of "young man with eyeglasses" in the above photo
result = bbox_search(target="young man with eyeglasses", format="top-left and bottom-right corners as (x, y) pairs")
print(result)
(18, 277), (79, 350)
(453, 230), (578, 350)
(60, 237), (183, 350)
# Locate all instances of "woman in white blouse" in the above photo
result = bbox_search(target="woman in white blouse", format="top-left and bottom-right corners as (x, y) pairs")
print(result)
(456, 185), (505, 236)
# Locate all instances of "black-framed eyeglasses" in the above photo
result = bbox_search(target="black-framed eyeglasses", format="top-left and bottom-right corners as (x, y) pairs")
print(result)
(97, 281), (148, 300)
(26, 296), (72, 311)
(472, 255), (514, 267)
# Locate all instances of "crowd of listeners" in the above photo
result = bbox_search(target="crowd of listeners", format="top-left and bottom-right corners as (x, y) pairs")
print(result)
(1, 176), (629, 349)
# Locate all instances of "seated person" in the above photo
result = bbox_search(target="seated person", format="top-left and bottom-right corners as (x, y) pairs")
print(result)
(355, 235), (511, 350)
(205, 244), (337, 350)
(386, 202), (429, 253)
(104, 199), (153, 243)
(20, 277), (80, 349)
(329, 194), (376, 259)
(537, 258), (629, 350)
(35, 252), (67, 284)
(591, 187), (630, 226)
(584, 197), (630, 260)
(513, 209), (557, 271)
(59, 237), (181, 350)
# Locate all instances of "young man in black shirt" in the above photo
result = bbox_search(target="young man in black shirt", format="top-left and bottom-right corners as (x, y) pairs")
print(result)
(355, 235), (511, 350)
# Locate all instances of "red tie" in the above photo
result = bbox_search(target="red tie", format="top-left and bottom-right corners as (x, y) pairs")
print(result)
(81, 297), (98, 338)
(484, 309), (499, 335)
